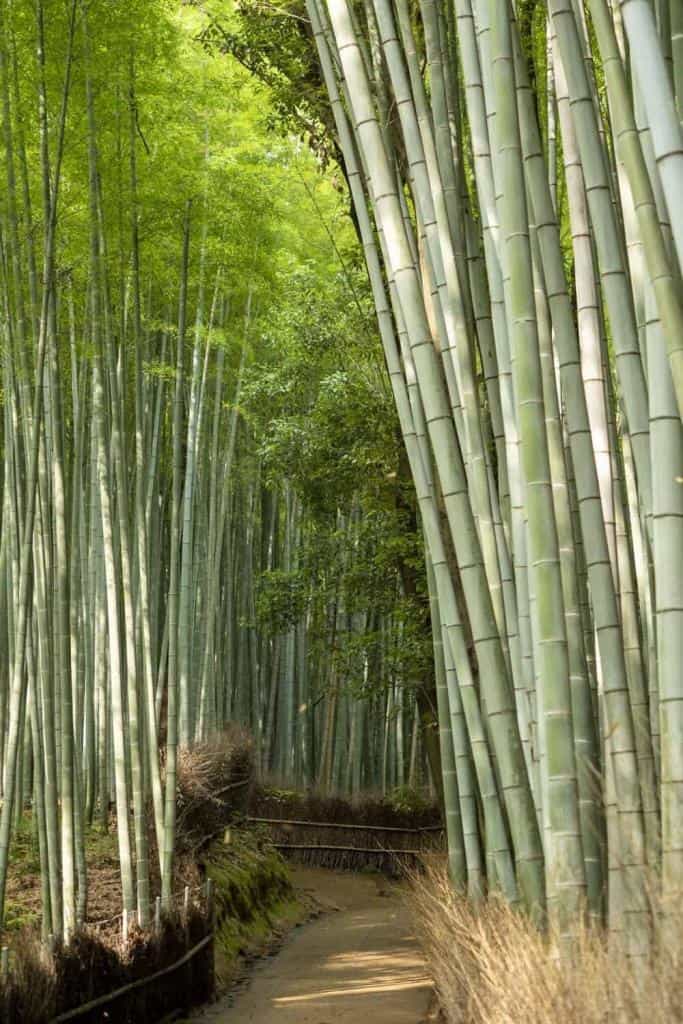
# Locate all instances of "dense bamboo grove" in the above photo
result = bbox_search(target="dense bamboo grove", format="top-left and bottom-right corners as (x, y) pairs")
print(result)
(273, 0), (683, 952)
(1, 0), (682, 966)
(0, 0), (432, 943)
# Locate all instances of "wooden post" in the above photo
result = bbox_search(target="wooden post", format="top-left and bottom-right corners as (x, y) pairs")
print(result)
(206, 877), (216, 999)
(0, 946), (9, 983)
(154, 896), (162, 936)
(205, 877), (215, 928)
(183, 885), (190, 927)
(183, 885), (191, 1010)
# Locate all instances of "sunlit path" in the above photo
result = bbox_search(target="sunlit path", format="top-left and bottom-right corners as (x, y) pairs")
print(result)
(199, 869), (433, 1024)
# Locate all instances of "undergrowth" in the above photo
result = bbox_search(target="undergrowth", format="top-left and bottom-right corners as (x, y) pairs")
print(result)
(251, 782), (441, 829)
(0, 908), (212, 1024)
(1, 728), (262, 1022)
(5, 823), (122, 937)
(410, 861), (683, 1024)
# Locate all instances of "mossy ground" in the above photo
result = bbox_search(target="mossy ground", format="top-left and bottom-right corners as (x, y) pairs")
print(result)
(204, 828), (308, 988)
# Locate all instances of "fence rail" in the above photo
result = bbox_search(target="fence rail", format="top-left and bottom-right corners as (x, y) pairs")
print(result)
(253, 815), (445, 871)
(246, 816), (444, 834)
(272, 842), (425, 855)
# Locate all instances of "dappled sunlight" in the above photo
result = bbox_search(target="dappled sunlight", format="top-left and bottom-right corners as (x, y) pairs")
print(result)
(273, 975), (430, 1004)
(325, 948), (424, 967)
(270, 926), (430, 1008)
(272, 946), (429, 1005)
(209, 869), (433, 1022)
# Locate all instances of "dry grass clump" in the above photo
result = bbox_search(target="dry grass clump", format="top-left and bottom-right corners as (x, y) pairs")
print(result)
(176, 726), (255, 855)
(410, 861), (683, 1024)
(0, 907), (213, 1024)
(0, 931), (55, 1024)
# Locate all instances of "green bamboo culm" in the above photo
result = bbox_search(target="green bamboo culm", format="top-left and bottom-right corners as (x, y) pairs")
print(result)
(313, 0), (683, 951)
(0, 0), (680, 963)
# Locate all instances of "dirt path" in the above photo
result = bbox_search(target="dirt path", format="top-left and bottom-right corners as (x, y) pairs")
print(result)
(199, 867), (433, 1024)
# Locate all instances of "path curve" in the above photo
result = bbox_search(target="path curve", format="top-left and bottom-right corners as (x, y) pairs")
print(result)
(200, 867), (433, 1024)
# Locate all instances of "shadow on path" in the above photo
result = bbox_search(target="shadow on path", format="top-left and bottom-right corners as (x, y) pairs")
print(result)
(197, 867), (433, 1024)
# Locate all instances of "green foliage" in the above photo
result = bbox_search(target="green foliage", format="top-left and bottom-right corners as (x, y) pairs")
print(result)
(1, 0), (348, 378)
(8, 820), (41, 877)
(2, 0), (431, 710)
(194, 0), (339, 165)
(256, 569), (308, 633)
(386, 785), (432, 816)
(240, 256), (431, 698)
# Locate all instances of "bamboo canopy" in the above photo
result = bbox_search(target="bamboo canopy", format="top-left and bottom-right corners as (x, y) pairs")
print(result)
(0, 0), (434, 943)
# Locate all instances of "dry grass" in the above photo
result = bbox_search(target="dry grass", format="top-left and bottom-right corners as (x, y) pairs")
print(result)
(175, 725), (255, 855)
(0, 931), (55, 1024)
(409, 861), (683, 1024)
(0, 907), (213, 1023)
